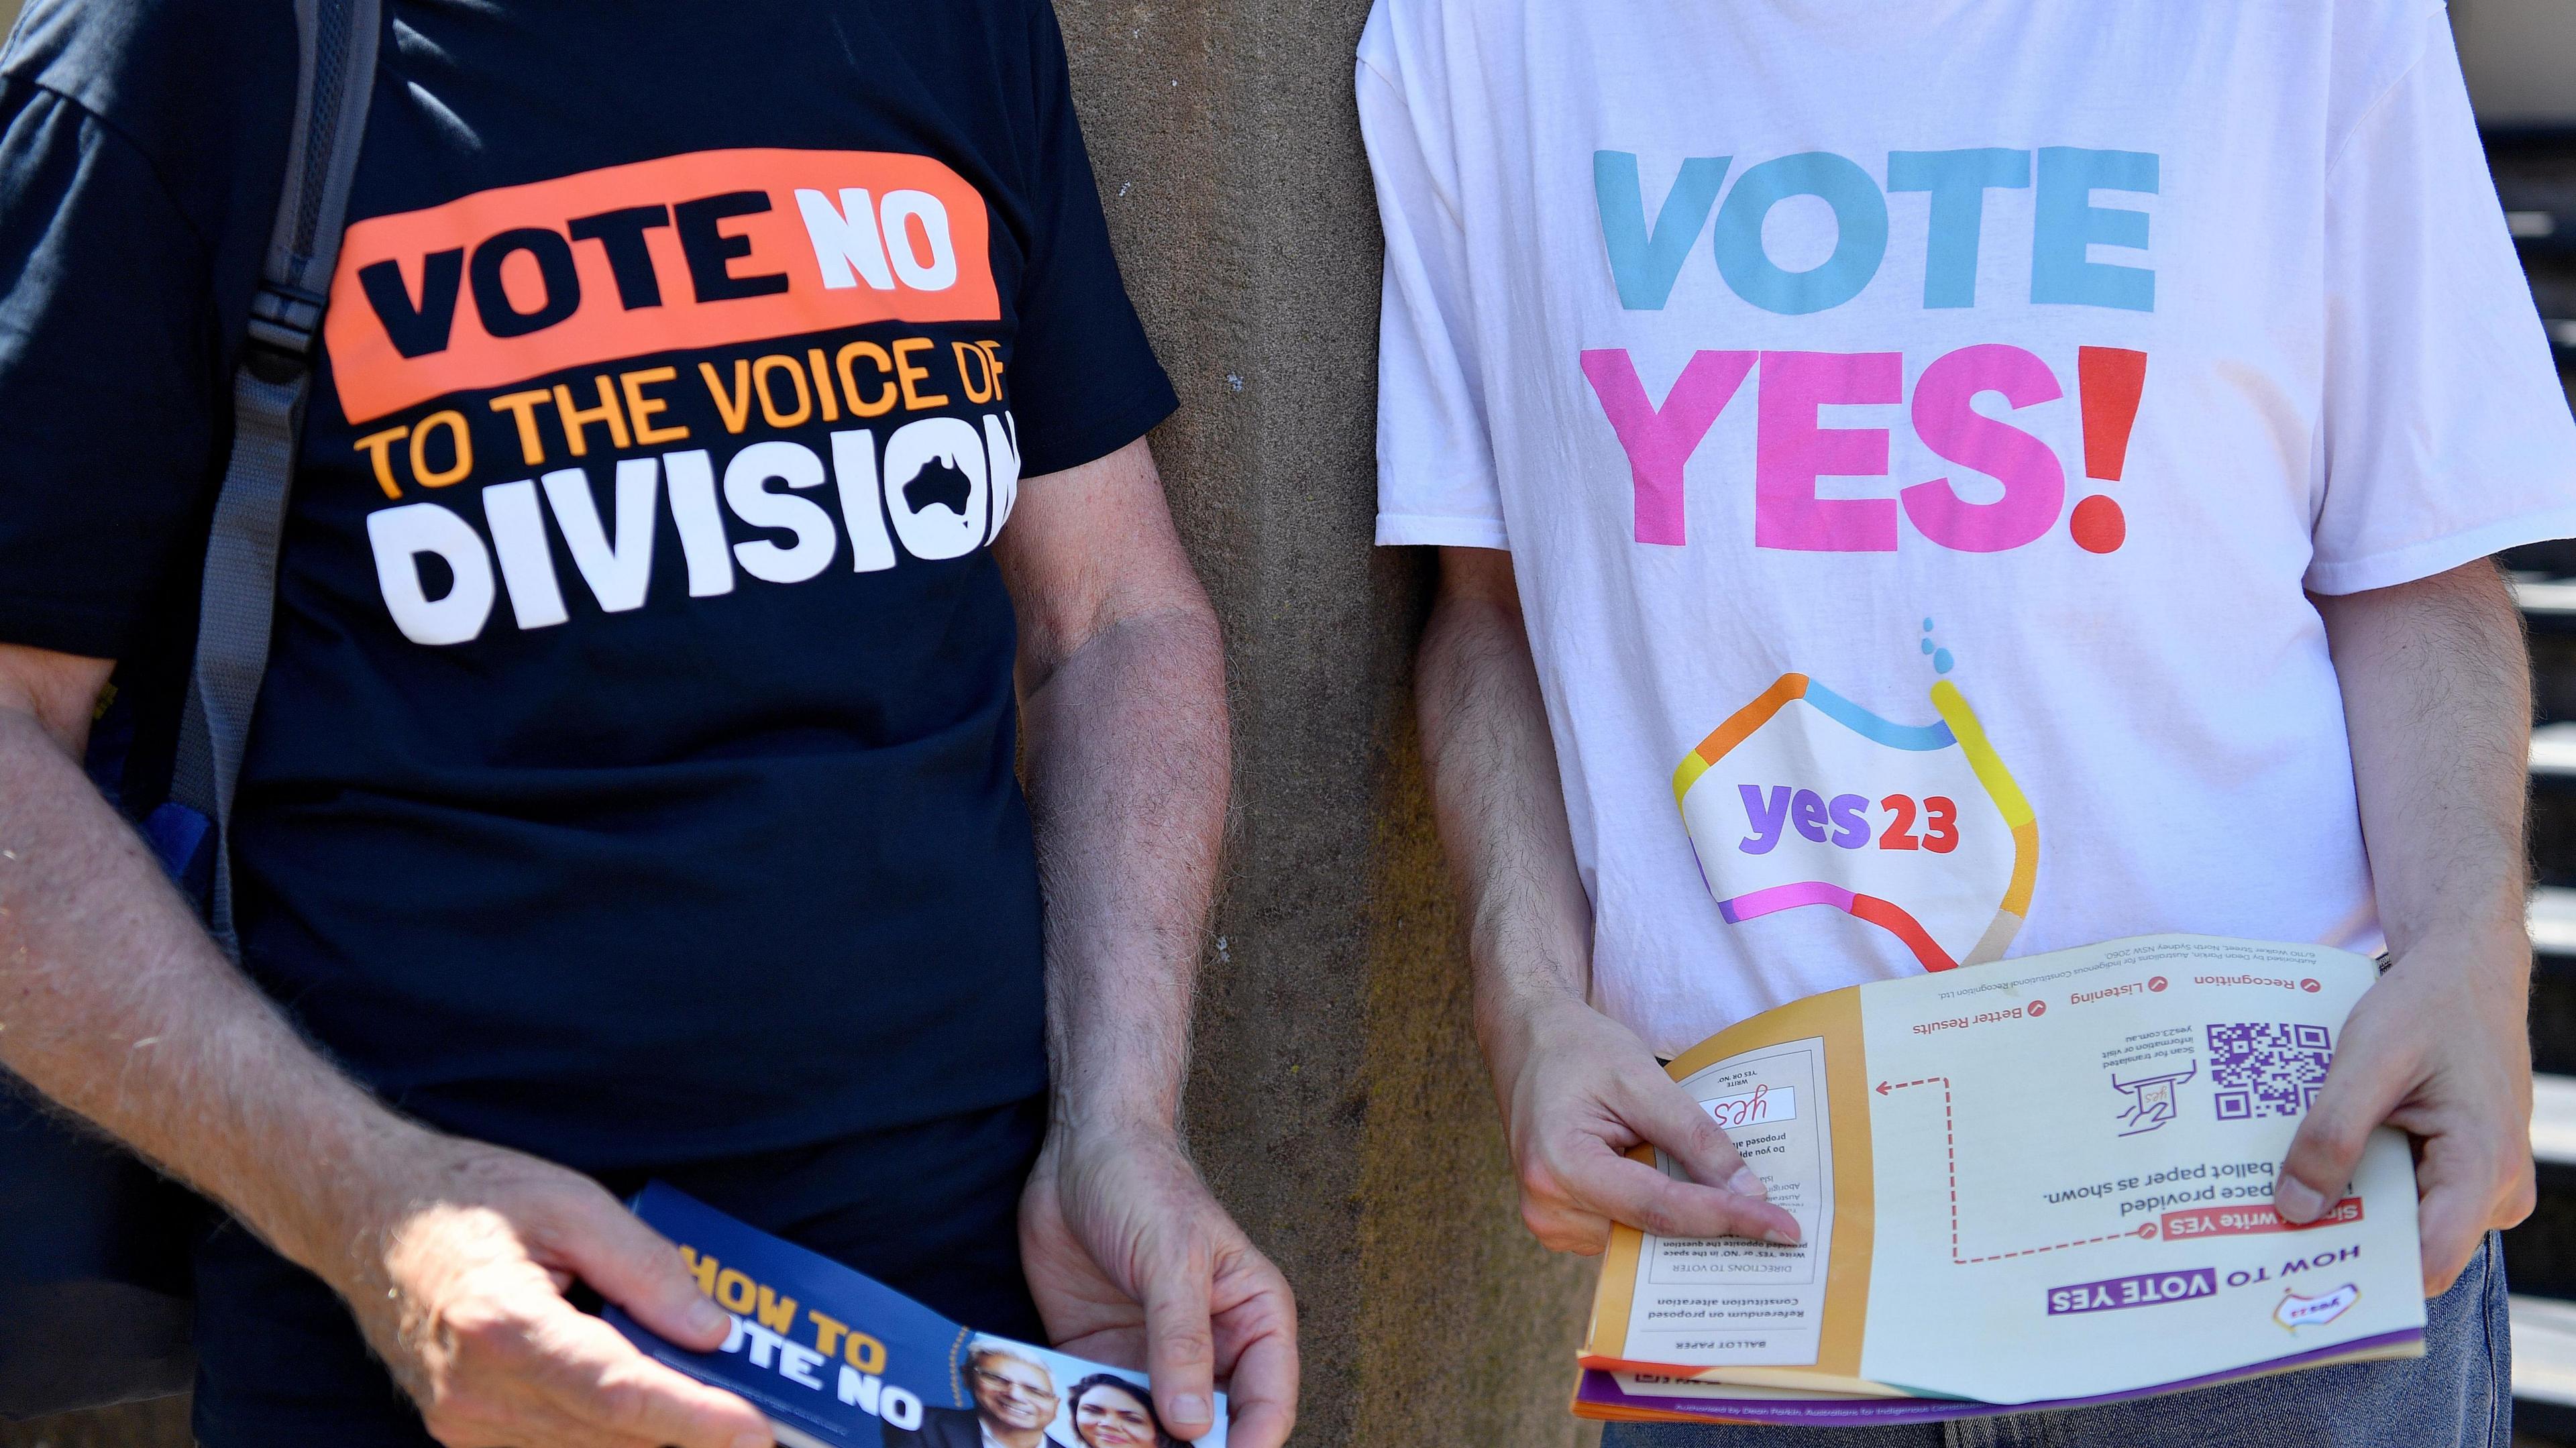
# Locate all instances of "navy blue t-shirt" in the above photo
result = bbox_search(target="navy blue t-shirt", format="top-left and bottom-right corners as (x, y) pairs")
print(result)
(0, 0), (1175, 1168)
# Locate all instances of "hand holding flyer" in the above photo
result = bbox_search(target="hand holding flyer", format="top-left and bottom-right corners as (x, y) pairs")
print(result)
(608, 1185), (1224, 1448)
(1577, 935), (2422, 1425)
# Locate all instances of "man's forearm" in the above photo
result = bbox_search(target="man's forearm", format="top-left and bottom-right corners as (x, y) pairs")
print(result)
(999, 445), (1295, 1447)
(1020, 606), (1228, 1128)
(2279, 560), (2537, 1273)
(0, 702), (429, 1280)
(2319, 561), (2530, 976)
(1415, 549), (1794, 1249)
(1416, 551), (1593, 1048)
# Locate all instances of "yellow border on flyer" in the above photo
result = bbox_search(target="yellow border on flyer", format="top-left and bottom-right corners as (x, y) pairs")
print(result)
(1581, 985), (1876, 1384)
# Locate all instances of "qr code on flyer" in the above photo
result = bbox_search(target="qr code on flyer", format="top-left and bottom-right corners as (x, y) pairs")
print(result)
(2206, 1023), (2332, 1120)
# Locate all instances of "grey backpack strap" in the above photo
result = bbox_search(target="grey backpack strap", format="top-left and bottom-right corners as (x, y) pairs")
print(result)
(168, 0), (382, 960)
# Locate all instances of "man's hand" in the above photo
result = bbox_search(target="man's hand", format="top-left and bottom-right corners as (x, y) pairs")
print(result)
(0, 641), (759, 1446)
(996, 438), (1294, 1444)
(2276, 934), (2536, 1294)
(1493, 995), (1800, 1254)
(327, 1136), (772, 1448)
(2285, 561), (2538, 1294)
(1413, 547), (1792, 1256)
(1019, 1123), (1297, 1448)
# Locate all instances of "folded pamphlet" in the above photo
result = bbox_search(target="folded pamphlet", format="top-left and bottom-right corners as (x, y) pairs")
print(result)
(611, 1183), (1225, 1448)
(1576, 934), (2423, 1425)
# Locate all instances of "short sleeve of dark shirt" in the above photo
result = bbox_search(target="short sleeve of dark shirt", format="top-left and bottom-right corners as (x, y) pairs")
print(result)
(0, 0), (291, 659)
(1002, 1), (1176, 478)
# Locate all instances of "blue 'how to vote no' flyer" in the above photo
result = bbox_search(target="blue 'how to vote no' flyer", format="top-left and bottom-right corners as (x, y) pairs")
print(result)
(608, 1183), (1224, 1448)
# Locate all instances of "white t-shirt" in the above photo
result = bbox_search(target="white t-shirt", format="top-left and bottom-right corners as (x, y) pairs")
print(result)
(1360, 0), (2576, 1057)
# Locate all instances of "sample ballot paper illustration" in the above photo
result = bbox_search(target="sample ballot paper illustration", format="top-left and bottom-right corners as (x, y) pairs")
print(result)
(1576, 936), (2422, 1427)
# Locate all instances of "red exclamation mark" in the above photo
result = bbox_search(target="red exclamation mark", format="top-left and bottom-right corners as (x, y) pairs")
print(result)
(2072, 347), (2147, 554)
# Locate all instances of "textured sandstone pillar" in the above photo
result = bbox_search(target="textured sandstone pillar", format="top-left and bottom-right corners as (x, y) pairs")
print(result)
(1050, 3), (1599, 1444)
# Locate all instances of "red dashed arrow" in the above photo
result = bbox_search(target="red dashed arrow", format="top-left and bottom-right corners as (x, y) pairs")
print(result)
(1876, 1076), (2154, 1265)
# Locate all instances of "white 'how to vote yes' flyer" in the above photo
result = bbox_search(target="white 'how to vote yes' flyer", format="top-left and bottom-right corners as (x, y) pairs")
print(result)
(1579, 936), (2421, 1425)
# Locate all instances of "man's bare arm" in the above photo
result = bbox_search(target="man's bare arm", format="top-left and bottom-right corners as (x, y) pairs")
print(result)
(995, 437), (1296, 1448)
(2279, 559), (2538, 1290)
(0, 645), (392, 1272)
(0, 642), (764, 1448)
(1417, 547), (1796, 1252)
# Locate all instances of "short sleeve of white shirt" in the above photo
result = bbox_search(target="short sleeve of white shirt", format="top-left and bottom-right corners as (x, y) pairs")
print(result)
(2308, 11), (2576, 594)
(1358, 14), (1509, 550)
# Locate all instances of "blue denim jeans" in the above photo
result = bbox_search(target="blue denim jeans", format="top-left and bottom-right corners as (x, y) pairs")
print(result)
(1600, 1231), (2510, 1448)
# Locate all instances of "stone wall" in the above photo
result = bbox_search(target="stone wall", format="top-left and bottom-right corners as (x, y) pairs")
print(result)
(2455, 0), (2576, 124)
